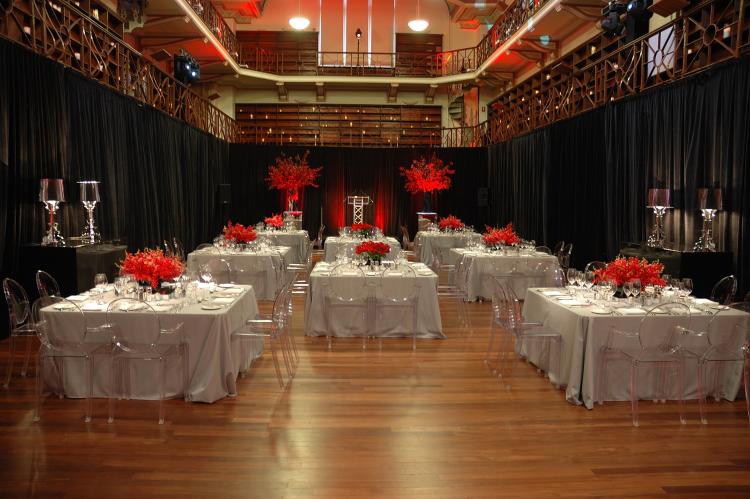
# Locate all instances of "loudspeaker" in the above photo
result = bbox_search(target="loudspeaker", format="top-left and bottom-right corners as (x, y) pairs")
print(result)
(218, 184), (231, 204)
(477, 187), (489, 207)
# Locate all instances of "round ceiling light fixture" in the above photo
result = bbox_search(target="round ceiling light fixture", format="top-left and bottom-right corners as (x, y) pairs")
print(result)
(289, 0), (310, 30)
(408, 0), (429, 32)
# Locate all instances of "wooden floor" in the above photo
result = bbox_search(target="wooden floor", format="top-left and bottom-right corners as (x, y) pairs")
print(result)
(1, 296), (750, 498)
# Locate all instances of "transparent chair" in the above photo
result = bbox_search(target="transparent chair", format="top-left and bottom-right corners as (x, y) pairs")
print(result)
(105, 298), (187, 424)
(710, 275), (737, 305)
(596, 302), (691, 426)
(3, 278), (38, 388)
(233, 258), (272, 300)
(430, 246), (456, 286)
(32, 296), (102, 422)
(552, 241), (565, 258)
(200, 258), (233, 284)
(313, 223), (326, 251)
(162, 239), (175, 257)
(195, 243), (219, 253)
(437, 253), (470, 331)
(36, 270), (61, 298)
(673, 302), (750, 423)
(493, 280), (563, 390)
(323, 264), (370, 350)
(584, 261), (607, 274)
(558, 243), (574, 271)
(535, 246), (552, 255)
(172, 238), (185, 261)
(232, 280), (296, 389)
(374, 266), (420, 350)
(400, 225), (416, 257)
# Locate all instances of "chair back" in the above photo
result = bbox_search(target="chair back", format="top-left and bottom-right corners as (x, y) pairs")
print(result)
(162, 239), (175, 257)
(36, 270), (61, 297)
(636, 302), (692, 348)
(584, 261), (607, 274)
(32, 296), (86, 349)
(535, 246), (552, 255)
(195, 243), (218, 253)
(710, 275), (737, 305)
(490, 277), (512, 327)
(3, 278), (31, 329)
(232, 258), (269, 296)
(314, 224), (326, 248)
(325, 264), (367, 302)
(172, 238), (185, 261)
(106, 298), (161, 350)
(377, 266), (418, 303)
(401, 226), (412, 249)
(704, 305), (748, 353)
(558, 243), (574, 268)
(199, 258), (233, 284)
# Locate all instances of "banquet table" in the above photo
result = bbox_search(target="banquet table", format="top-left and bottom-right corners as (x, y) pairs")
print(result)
(255, 230), (309, 264)
(304, 262), (444, 339)
(414, 231), (482, 266)
(186, 246), (290, 300)
(522, 288), (750, 409)
(452, 248), (561, 301)
(42, 285), (262, 403)
(323, 236), (402, 263)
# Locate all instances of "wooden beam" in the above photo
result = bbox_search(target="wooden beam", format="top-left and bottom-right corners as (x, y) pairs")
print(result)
(276, 82), (288, 102)
(387, 83), (399, 103)
(559, 1), (602, 21)
(316, 82), (325, 102)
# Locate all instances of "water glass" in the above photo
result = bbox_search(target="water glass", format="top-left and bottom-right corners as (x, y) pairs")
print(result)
(630, 279), (641, 304)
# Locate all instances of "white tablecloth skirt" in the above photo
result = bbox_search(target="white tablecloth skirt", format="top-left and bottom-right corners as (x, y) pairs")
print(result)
(522, 288), (750, 409)
(187, 248), (289, 300)
(42, 287), (261, 403)
(304, 268), (444, 339)
(255, 230), (309, 263)
(323, 237), (402, 263)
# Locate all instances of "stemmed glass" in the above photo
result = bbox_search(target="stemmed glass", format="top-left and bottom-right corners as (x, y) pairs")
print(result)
(623, 281), (633, 303)
(584, 270), (596, 295)
(199, 264), (214, 284)
(566, 268), (578, 293)
(630, 279), (641, 305)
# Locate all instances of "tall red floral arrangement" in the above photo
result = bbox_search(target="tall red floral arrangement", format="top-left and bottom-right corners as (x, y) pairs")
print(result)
(593, 256), (666, 287)
(400, 154), (455, 212)
(266, 151), (322, 210)
(120, 248), (184, 289)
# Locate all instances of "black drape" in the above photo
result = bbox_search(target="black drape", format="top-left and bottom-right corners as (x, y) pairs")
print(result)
(489, 56), (750, 293)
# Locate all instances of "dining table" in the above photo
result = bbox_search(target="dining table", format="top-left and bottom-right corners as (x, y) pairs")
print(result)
(304, 262), (444, 339)
(522, 288), (750, 409)
(255, 229), (309, 264)
(323, 236), (402, 263)
(414, 230), (482, 266)
(41, 284), (262, 403)
(187, 246), (290, 300)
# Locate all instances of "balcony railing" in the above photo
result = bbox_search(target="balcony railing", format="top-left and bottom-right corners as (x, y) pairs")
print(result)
(189, 0), (239, 60)
(0, 0), (237, 141)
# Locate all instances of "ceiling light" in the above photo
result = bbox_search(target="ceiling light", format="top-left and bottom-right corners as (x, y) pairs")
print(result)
(289, 0), (309, 30)
(408, 0), (429, 32)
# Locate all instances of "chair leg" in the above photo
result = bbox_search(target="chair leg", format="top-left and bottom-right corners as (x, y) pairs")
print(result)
(279, 333), (294, 380)
(630, 361), (639, 427)
(4, 335), (17, 388)
(33, 353), (43, 422)
(677, 359), (686, 425)
(485, 324), (497, 366)
(85, 356), (93, 423)
(108, 358), (117, 424)
(743, 361), (750, 423)
(21, 335), (34, 377)
(269, 337), (285, 389)
(158, 357), (166, 425)
(697, 361), (707, 424)
(596, 350), (609, 405)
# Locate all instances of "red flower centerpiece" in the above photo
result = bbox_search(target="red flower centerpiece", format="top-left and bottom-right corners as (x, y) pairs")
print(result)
(223, 221), (257, 243)
(120, 248), (184, 290)
(593, 256), (666, 287)
(264, 213), (284, 230)
(266, 151), (322, 211)
(483, 223), (520, 248)
(400, 154), (455, 212)
(355, 240), (391, 262)
(351, 223), (376, 238)
(438, 215), (464, 232)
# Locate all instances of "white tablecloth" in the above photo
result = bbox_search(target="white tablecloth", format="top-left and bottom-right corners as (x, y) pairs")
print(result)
(304, 263), (444, 338)
(414, 231), (482, 266)
(255, 230), (309, 263)
(187, 247), (290, 300)
(522, 288), (750, 409)
(452, 249), (560, 301)
(42, 286), (261, 403)
(323, 236), (402, 263)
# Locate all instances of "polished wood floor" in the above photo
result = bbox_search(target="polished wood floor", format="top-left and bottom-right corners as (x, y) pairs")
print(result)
(1, 296), (750, 498)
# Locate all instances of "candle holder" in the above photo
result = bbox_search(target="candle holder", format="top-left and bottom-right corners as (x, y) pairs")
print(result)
(78, 181), (101, 244)
(694, 187), (722, 252)
(646, 188), (671, 249)
(39, 179), (66, 246)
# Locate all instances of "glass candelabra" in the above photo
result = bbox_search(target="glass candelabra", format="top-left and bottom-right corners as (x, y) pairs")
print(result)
(646, 206), (668, 248)
(693, 208), (717, 252)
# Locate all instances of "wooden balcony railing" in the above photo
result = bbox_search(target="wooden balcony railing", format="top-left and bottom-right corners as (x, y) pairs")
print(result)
(188, 0), (239, 60)
(0, 0), (237, 141)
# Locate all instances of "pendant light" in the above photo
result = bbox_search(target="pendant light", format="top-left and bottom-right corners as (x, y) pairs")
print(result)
(289, 0), (310, 30)
(408, 0), (429, 32)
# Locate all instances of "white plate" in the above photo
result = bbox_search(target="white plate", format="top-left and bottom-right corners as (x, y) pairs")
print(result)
(710, 304), (729, 310)
(417, 270), (433, 276)
(201, 304), (223, 310)
(54, 303), (77, 310)
(218, 283), (235, 289)
(591, 307), (611, 315)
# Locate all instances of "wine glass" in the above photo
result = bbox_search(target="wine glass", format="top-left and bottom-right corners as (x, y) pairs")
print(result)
(623, 281), (633, 303)
(566, 268), (578, 288)
(199, 264), (214, 283)
(681, 278), (693, 301)
(630, 279), (641, 304)
(605, 280), (617, 303)
(113, 276), (126, 296)
(584, 270), (596, 291)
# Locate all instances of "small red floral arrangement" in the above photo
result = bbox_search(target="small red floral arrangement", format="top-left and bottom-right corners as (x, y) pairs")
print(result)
(120, 248), (184, 289)
(593, 256), (666, 287)
(264, 214), (284, 229)
(483, 223), (520, 247)
(223, 221), (257, 243)
(351, 223), (376, 238)
(355, 240), (391, 261)
(400, 154), (455, 194)
(438, 215), (464, 232)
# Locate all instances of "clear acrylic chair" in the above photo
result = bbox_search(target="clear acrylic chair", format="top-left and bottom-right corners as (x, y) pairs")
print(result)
(32, 296), (102, 422)
(105, 298), (187, 424)
(558, 243), (574, 272)
(3, 278), (38, 388)
(36, 270), (61, 298)
(430, 246), (457, 287)
(195, 243), (218, 252)
(673, 302), (750, 423)
(233, 258), (271, 300)
(584, 261), (607, 274)
(596, 302), (691, 426)
(374, 266), (420, 350)
(438, 253), (470, 331)
(535, 246), (552, 254)
(172, 238), (185, 261)
(200, 258), (233, 284)
(552, 241), (565, 258)
(710, 275), (737, 305)
(232, 280), (295, 389)
(323, 264), (370, 350)
(495, 280), (563, 390)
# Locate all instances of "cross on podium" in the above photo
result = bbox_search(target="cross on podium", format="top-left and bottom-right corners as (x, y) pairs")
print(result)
(346, 195), (372, 225)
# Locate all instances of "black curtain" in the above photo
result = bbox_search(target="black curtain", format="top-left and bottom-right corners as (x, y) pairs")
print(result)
(489, 56), (750, 293)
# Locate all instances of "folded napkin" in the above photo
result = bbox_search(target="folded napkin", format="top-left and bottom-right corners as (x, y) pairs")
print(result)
(417, 270), (433, 275)
(689, 307), (705, 315)
(67, 295), (88, 302)
(618, 307), (646, 315)
(692, 298), (715, 305)
(558, 299), (586, 306)
(82, 303), (107, 311)
(152, 304), (173, 312)
(541, 290), (565, 296)
(220, 287), (244, 295)
(213, 297), (235, 304)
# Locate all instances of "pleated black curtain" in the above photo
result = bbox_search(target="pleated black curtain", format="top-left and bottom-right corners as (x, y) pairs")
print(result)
(489, 55), (750, 293)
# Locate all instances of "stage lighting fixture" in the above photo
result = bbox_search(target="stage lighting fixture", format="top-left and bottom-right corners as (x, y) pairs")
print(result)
(355, 28), (362, 39)
(626, 0), (647, 15)
(601, 1), (627, 38)
(174, 50), (200, 85)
